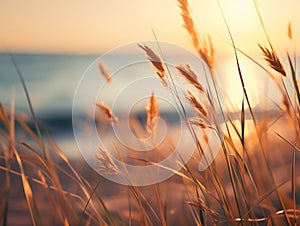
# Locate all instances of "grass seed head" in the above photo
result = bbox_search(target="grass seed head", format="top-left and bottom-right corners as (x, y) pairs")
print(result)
(288, 22), (292, 40)
(186, 90), (208, 118)
(176, 64), (205, 93)
(98, 61), (112, 83)
(97, 148), (119, 174)
(145, 92), (159, 133)
(95, 102), (118, 124)
(258, 44), (287, 77)
(139, 44), (167, 87)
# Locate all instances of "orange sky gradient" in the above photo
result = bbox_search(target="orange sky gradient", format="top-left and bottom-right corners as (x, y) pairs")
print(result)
(1, 0), (299, 55)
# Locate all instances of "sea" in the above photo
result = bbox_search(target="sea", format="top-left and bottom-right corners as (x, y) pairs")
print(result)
(0, 51), (296, 159)
(0, 53), (98, 158)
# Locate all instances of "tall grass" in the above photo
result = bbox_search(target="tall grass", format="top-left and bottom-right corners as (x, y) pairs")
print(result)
(1, 0), (299, 225)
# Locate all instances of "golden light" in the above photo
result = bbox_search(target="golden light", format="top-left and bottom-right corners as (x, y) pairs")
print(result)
(217, 56), (262, 112)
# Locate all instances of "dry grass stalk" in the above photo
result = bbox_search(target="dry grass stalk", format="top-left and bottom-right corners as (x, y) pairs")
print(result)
(178, 0), (199, 50)
(282, 95), (290, 113)
(138, 44), (167, 87)
(178, 0), (215, 71)
(176, 64), (205, 93)
(145, 92), (159, 133)
(258, 44), (287, 77)
(190, 117), (213, 129)
(288, 22), (292, 40)
(97, 148), (119, 174)
(37, 170), (68, 223)
(202, 132), (209, 144)
(14, 149), (43, 225)
(199, 35), (215, 71)
(95, 102), (118, 124)
(0, 103), (9, 131)
(98, 61), (112, 83)
(186, 197), (219, 222)
(186, 90), (208, 118)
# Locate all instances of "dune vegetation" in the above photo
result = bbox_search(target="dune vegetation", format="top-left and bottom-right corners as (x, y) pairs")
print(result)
(1, 0), (299, 225)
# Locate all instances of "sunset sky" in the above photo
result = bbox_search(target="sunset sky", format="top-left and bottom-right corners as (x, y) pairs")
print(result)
(1, 0), (299, 55)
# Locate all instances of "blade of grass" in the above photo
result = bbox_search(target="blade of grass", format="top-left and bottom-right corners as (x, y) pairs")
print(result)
(0, 165), (84, 201)
(241, 95), (245, 152)
(153, 184), (167, 226)
(81, 180), (114, 226)
(128, 188), (132, 226)
(216, 2), (255, 222)
(0, 103), (10, 130)
(287, 52), (300, 106)
(9, 53), (46, 159)
(2, 200), (8, 226)
(292, 148), (296, 225)
(14, 149), (43, 226)
(37, 170), (68, 224)
(0, 93), (16, 226)
(275, 132), (300, 152)
(48, 137), (107, 224)
(241, 179), (289, 220)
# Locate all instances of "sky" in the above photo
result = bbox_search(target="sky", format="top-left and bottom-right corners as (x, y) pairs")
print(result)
(1, 0), (299, 55)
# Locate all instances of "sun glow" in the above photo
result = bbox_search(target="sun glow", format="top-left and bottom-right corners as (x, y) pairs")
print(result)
(222, 1), (256, 29)
(1, 0), (299, 54)
(217, 56), (263, 112)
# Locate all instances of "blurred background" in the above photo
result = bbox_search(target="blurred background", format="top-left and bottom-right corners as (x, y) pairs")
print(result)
(0, 0), (299, 158)
(1, 2), (300, 225)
